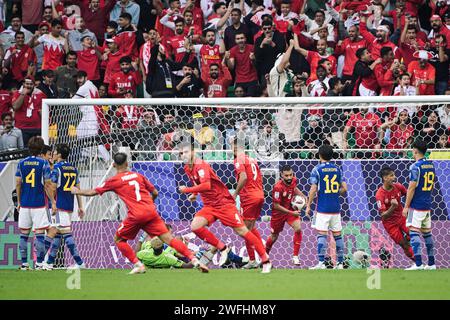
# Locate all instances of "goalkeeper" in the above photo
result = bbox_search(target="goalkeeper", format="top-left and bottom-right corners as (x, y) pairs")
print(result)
(137, 237), (196, 269)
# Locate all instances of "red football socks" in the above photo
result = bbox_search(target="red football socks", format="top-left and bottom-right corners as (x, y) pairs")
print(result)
(265, 236), (274, 254)
(243, 231), (268, 263)
(193, 227), (225, 251)
(169, 238), (194, 261)
(245, 228), (262, 261)
(116, 240), (138, 264)
(293, 230), (303, 256)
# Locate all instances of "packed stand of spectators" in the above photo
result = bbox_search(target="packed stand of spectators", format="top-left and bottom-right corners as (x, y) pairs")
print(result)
(0, 0), (449, 160)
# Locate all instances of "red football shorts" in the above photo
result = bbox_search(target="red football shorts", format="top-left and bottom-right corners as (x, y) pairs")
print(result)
(240, 197), (264, 221)
(196, 203), (245, 228)
(270, 212), (300, 234)
(116, 211), (169, 240)
(383, 216), (410, 245)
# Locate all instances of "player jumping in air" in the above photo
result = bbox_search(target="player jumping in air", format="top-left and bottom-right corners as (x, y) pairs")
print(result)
(375, 167), (415, 262)
(265, 165), (306, 266)
(403, 140), (437, 270)
(16, 136), (55, 270)
(72, 152), (208, 274)
(231, 137), (265, 269)
(178, 141), (272, 273)
(45, 144), (86, 269)
(306, 144), (348, 270)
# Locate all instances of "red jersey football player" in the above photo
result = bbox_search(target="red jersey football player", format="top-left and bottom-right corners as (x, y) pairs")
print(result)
(71, 152), (208, 274)
(231, 137), (264, 269)
(375, 167), (414, 261)
(178, 140), (272, 273)
(266, 165), (306, 266)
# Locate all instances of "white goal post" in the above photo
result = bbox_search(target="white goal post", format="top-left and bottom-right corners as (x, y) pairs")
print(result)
(39, 95), (450, 269)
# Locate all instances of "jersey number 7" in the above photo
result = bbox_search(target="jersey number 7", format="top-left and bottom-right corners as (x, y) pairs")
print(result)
(129, 180), (141, 201)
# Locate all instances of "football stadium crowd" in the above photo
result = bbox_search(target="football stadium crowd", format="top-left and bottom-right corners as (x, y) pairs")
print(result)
(0, 0), (449, 160)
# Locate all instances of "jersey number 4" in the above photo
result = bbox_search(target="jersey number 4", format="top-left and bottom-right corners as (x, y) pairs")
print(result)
(323, 174), (339, 194)
(25, 169), (35, 187)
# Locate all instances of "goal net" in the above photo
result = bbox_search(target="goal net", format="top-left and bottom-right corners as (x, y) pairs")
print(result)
(41, 96), (450, 269)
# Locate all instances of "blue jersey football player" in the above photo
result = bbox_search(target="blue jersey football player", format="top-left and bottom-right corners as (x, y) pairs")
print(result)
(305, 144), (348, 270)
(45, 144), (85, 269)
(403, 140), (436, 270)
(15, 136), (54, 270)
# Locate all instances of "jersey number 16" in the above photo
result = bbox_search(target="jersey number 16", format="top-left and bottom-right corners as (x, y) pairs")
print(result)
(324, 174), (339, 194)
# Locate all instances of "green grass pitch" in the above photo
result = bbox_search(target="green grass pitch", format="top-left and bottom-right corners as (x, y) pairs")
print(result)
(1, 269), (450, 299)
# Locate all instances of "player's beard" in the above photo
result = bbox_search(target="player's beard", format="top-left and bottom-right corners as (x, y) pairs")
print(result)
(284, 179), (293, 185)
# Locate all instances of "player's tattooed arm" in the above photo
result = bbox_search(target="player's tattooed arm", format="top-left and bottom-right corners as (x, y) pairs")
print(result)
(305, 184), (318, 217)
(71, 186), (98, 197)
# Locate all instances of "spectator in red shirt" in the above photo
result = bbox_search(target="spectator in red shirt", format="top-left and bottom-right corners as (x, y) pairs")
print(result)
(103, 37), (125, 85)
(80, 0), (116, 45)
(399, 19), (426, 68)
(407, 50), (436, 95)
(202, 62), (232, 104)
(166, 17), (195, 64)
(343, 108), (382, 159)
(352, 47), (381, 96)
(77, 35), (102, 83)
(115, 90), (144, 130)
(11, 77), (45, 145)
(428, 15), (450, 49)
(108, 56), (142, 98)
(225, 32), (259, 97)
(374, 46), (399, 96)
(294, 38), (337, 82)
(194, 29), (225, 77)
(182, 0), (204, 30)
(115, 12), (140, 61)
(359, 15), (401, 61)
(381, 109), (415, 158)
(3, 31), (37, 83)
(335, 25), (368, 88)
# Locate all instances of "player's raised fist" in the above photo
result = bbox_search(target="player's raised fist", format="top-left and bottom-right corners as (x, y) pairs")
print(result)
(179, 185), (187, 193)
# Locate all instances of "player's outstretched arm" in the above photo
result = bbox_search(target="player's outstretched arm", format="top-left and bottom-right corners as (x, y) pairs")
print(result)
(71, 186), (98, 197)
(402, 181), (417, 216)
(75, 183), (85, 219)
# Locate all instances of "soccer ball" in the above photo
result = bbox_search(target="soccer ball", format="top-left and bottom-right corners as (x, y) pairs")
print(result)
(291, 195), (306, 211)
(353, 250), (370, 268)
